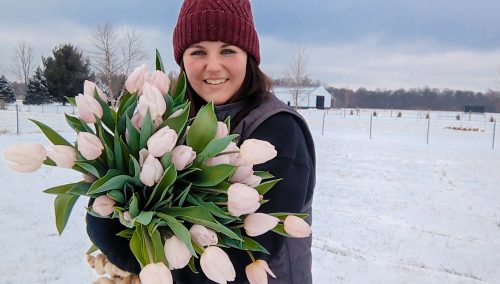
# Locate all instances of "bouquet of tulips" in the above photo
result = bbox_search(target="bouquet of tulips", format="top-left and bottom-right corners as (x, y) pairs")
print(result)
(4, 52), (312, 284)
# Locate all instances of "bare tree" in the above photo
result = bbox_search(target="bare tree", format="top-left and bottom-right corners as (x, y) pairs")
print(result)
(286, 45), (308, 110)
(11, 40), (35, 85)
(121, 29), (147, 76)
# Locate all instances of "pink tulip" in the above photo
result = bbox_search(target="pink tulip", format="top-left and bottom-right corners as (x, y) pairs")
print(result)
(47, 145), (77, 169)
(75, 93), (103, 123)
(189, 224), (218, 247)
(164, 235), (191, 270)
(137, 82), (166, 120)
(229, 164), (253, 184)
(205, 155), (231, 167)
(148, 70), (171, 95)
(138, 149), (150, 166)
(200, 246), (235, 283)
(171, 145), (196, 171)
(245, 259), (276, 284)
(244, 213), (280, 237)
(123, 211), (131, 221)
(215, 122), (229, 139)
(4, 142), (47, 173)
(169, 108), (184, 119)
(139, 153), (163, 186)
(84, 80), (107, 102)
(93, 195), (115, 217)
(227, 183), (261, 217)
(82, 173), (97, 183)
(283, 215), (312, 238)
(241, 174), (262, 188)
(77, 132), (104, 160)
(224, 142), (240, 164)
(239, 139), (277, 165)
(147, 126), (178, 157)
(125, 64), (149, 94)
(139, 262), (173, 284)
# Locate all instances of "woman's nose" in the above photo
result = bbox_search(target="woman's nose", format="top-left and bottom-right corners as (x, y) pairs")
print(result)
(205, 55), (222, 72)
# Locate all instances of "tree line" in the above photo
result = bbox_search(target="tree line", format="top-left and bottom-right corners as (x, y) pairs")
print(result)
(326, 87), (500, 112)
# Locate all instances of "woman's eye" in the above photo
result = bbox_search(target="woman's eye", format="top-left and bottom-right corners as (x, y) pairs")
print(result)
(190, 50), (205, 56)
(221, 49), (236, 55)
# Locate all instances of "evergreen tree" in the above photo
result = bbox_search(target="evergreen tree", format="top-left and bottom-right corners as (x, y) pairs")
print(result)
(24, 67), (50, 105)
(0, 75), (16, 103)
(43, 44), (91, 104)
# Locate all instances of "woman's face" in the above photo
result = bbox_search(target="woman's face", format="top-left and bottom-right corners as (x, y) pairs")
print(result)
(183, 41), (248, 105)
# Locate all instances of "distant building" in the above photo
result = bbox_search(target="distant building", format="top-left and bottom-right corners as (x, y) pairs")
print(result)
(464, 105), (485, 113)
(273, 86), (334, 109)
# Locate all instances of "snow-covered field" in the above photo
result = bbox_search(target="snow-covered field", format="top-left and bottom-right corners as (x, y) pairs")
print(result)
(1, 106), (499, 283)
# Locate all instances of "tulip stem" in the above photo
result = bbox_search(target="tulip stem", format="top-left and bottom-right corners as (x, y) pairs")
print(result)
(141, 225), (154, 264)
(246, 250), (255, 262)
(229, 224), (244, 229)
(214, 202), (227, 206)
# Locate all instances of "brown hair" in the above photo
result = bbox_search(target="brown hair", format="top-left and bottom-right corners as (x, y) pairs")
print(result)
(181, 56), (272, 130)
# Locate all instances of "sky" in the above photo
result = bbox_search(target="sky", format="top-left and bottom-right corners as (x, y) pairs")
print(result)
(0, 0), (499, 92)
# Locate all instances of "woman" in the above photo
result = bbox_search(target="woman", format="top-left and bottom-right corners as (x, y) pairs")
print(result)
(87, 0), (315, 283)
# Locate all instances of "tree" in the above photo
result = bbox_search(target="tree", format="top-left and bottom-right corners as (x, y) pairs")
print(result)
(0, 75), (17, 103)
(43, 44), (91, 104)
(24, 67), (50, 105)
(11, 40), (36, 85)
(286, 45), (308, 109)
(89, 23), (146, 102)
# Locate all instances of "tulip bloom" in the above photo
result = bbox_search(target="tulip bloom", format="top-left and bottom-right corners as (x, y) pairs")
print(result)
(93, 195), (116, 217)
(229, 164), (253, 184)
(227, 183), (261, 217)
(242, 175), (262, 188)
(171, 145), (196, 171)
(189, 224), (218, 247)
(200, 246), (235, 283)
(125, 64), (149, 94)
(84, 80), (107, 102)
(148, 70), (170, 95)
(283, 215), (312, 238)
(139, 262), (173, 284)
(47, 145), (77, 169)
(244, 213), (280, 237)
(4, 142), (47, 173)
(75, 93), (103, 123)
(205, 155), (231, 167)
(77, 132), (104, 160)
(137, 82), (167, 120)
(239, 139), (277, 165)
(215, 121), (229, 139)
(164, 235), (191, 270)
(245, 259), (276, 284)
(147, 126), (178, 157)
(138, 149), (150, 166)
(139, 153), (163, 186)
(131, 112), (145, 130)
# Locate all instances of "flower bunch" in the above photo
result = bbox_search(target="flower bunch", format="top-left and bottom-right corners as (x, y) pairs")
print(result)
(4, 52), (311, 284)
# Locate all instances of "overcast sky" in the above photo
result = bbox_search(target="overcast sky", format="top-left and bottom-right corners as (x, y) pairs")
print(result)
(1, 0), (499, 92)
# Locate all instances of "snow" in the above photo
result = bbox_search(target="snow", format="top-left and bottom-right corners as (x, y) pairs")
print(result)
(1, 106), (500, 283)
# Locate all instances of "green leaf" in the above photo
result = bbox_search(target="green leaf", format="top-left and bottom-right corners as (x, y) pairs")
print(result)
(67, 182), (91, 196)
(75, 161), (105, 178)
(156, 213), (196, 256)
(129, 193), (140, 219)
(113, 129), (123, 171)
(139, 110), (153, 149)
(255, 178), (283, 196)
(145, 164), (177, 208)
(253, 171), (275, 180)
(125, 114), (140, 155)
(130, 226), (148, 268)
(117, 228), (134, 239)
(242, 237), (270, 254)
(65, 113), (93, 133)
(149, 227), (168, 264)
(94, 90), (116, 130)
(269, 212), (309, 221)
(54, 193), (79, 235)
(191, 164), (235, 187)
(160, 152), (172, 170)
(65, 96), (76, 106)
(43, 157), (57, 167)
(43, 183), (77, 195)
(271, 223), (291, 237)
(103, 143), (115, 169)
(160, 103), (190, 134)
(29, 119), (71, 146)
(135, 211), (154, 225)
(155, 49), (165, 72)
(187, 256), (199, 273)
(172, 72), (186, 102)
(118, 96), (138, 135)
(119, 137), (132, 174)
(186, 194), (233, 220)
(86, 244), (98, 255)
(177, 184), (192, 207)
(195, 134), (238, 163)
(128, 155), (141, 178)
(186, 102), (217, 153)
(87, 170), (133, 195)
(107, 190), (125, 204)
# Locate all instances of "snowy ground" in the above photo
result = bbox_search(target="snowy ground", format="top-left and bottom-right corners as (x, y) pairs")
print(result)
(1, 106), (500, 283)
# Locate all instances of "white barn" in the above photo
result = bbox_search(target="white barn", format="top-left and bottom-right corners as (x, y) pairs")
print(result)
(273, 86), (334, 109)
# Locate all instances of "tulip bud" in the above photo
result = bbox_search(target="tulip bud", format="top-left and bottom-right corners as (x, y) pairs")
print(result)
(200, 246), (236, 283)
(205, 155), (231, 167)
(224, 142), (240, 164)
(227, 183), (261, 217)
(283, 215), (312, 238)
(138, 82), (166, 120)
(169, 108), (183, 119)
(47, 145), (77, 169)
(4, 142), (47, 173)
(148, 70), (171, 95)
(125, 64), (149, 94)
(171, 145), (196, 171)
(242, 174), (262, 188)
(229, 164), (253, 184)
(82, 173), (97, 183)
(164, 235), (191, 270)
(139, 262), (173, 284)
(239, 139), (277, 165)
(93, 195), (115, 217)
(245, 259), (276, 284)
(84, 80), (107, 102)
(244, 213), (280, 237)
(215, 121), (229, 139)
(189, 224), (218, 247)
(77, 132), (104, 160)
(75, 93), (103, 123)
(139, 153), (163, 186)
(147, 126), (178, 157)
(138, 148), (150, 166)
(131, 112), (145, 130)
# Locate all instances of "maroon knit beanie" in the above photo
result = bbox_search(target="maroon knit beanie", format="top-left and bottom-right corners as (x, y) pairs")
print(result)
(173, 0), (260, 65)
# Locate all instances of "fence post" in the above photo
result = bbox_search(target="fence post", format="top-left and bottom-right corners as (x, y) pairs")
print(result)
(426, 116), (431, 144)
(493, 121), (497, 149)
(16, 104), (20, 135)
(369, 114), (373, 139)
(322, 111), (326, 136)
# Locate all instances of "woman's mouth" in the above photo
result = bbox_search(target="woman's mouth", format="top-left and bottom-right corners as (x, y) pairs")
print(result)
(204, 79), (228, 85)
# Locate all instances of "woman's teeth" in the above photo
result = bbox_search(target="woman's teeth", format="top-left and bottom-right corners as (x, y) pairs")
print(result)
(205, 79), (227, 85)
